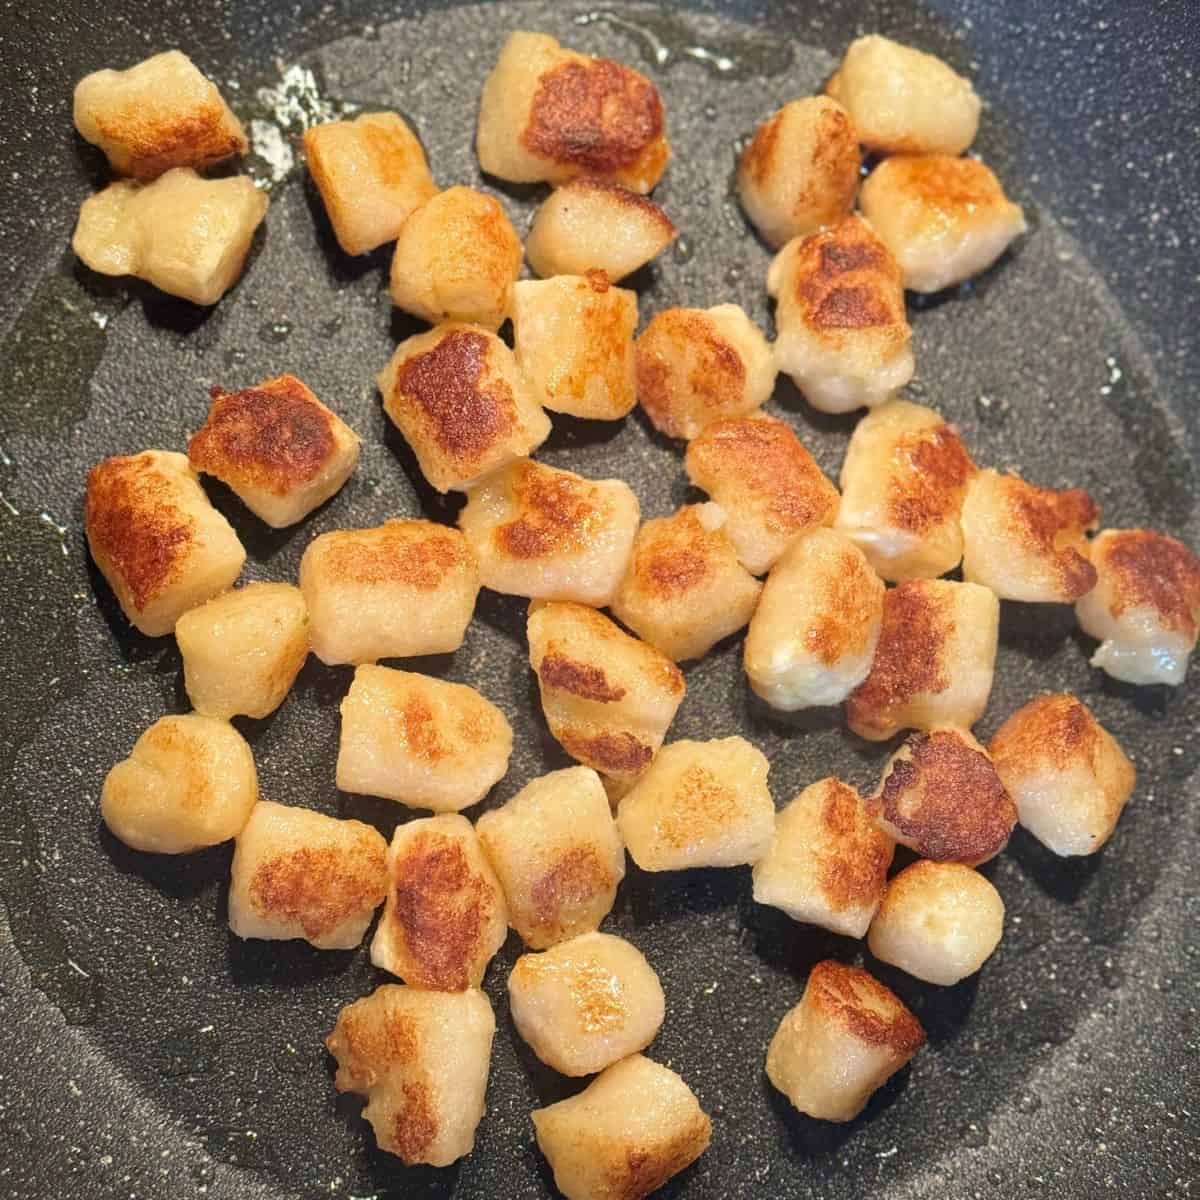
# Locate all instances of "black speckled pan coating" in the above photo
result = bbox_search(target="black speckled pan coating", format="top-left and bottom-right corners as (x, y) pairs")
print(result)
(0, 2), (1197, 1198)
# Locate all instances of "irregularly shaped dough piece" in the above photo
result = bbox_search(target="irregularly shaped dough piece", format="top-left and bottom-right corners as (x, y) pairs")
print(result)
(228, 800), (388, 950)
(101, 714), (257, 853)
(532, 1055), (711, 1200)
(73, 168), (267, 305)
(525, 178), (677, 280)
(74, 50), (247, 179)
(327, 984), (494, 1166)
(304, 111), (438, 255)
(378, 323), (551, 493)
(370, 814), (509, 990)
(336, 665), (512, 812)
(989, 693), (1136, 855)
(611, 503), (761, 663)
(636, 304), (777, 439)
(476, 767), (625, 949)
(176, 582), (308, 719)
(477, 31), (670, 193)
(85, 449), (245, 636)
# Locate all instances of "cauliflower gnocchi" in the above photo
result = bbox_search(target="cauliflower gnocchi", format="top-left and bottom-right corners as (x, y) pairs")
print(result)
(370, 814), (509, 990)
(846, 579), (999, 741)
(752, 778), (894, 938)
(299, 519), (479, 666)
(477, 31), (669, 193)
(187, 374), (361, 528)
(835, 398), (977, 582)
(768, 215), (914, 413)
(509, 932), (665, 1075)
(825, 34), (981, 156)
(73, 168), (267, 306)
(336, 665), (512, 812)
(378, 323), (551, 493)
(868, 860), (1005, 986)
(961, 468), (1099, 602)
(685, 415), (840, 575)
(532, 1054), (711, 1200)
(1075, 528), (1200, 686)
(636, 304), (777, 439)
(525, 177), (677, 280)
(766, 959), (926, 1122)
(327, 983), (494, 1166)
(871, 727), (1017, 864)
(743, 527), (884, 710)
(85, 449), (245, 636)
(74, 50), (247, 179)
(390, 186), (522, 330)
(101, 714), (257, 854)
(990, 693), (1137, 856)
(476, 767), (625, 949)
(737, 97), (861, 249)
(860, 155), (1027, 293)
(611, 504), (762, 662)
(228, 800), (388, 950)
(617, 737), (775, 871)
(511, 271), (638, 420)
(528, 601), (686, 788)
(175, 581), (308, 720)
(304, 111), (438, 256)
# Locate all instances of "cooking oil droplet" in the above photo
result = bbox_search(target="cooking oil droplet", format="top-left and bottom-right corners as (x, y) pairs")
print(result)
(672, 236), (693, 264)
(223, 347), (249, 367)
(959, 1121), (989, 1148)
(725, 264), (743, 285)
(703, 103), (717, 120)
(259, 319), (293, 344)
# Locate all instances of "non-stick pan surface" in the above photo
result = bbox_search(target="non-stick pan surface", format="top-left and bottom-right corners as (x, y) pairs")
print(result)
(1, 2), (1197, 1198)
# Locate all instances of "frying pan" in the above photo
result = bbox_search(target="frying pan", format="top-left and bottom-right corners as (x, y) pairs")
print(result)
(1, 1), (1197, 1197)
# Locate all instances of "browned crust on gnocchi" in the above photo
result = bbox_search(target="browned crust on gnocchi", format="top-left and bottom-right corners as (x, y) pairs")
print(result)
(887, 423), (976, 534)
(1007, 478), (1099, 599)
(1101, 529), (1200, 638)
(989, 693), (1100, 772)
(566, 177), (677, 233)
(539, 652), (627, 703)
(97, 102), (246, 180)
(809, 549), (885, 666)
(807, 959), (926, 1054)
(528, 846), (614, 936)
(605, 1120), (713, 1200)
(815, 781), (893, 912)
(322, 522), (471, 588)
(557, 728), (655, 774)
(495, 462), (608, 560)
(885, 154), (1010, 214)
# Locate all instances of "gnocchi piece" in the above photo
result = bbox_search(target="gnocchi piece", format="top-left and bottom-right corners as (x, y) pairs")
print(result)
(685, 415), (840, 575)
(846, 579), (999, 741)
(528, 601), (686, 788)
(511, 271), (638, 420)
(859, 155), (1026, 293)
(737, 97), (861, 249)
(327, 983), (494, 1166)
(617, 737), (775, 871)
(835, 398), (977, 582)
(768, 215), (914, 413)
(101, 714), (257, 854)
(752, 778), (894, 938)
(825, 34), (981, 156)
(525, 177), (677, 280)
(989, 693), (1137, 856)
(458, 460), (639, 606)
(766, 960), (926, 1122)
(1075, 528), (1200, 686)
(228, 800), (388, 950)
(743, 527), (884, 711)
(509, 932), (665, 1075)
(74, 168), (267, 306)
(868, 861), (1005, 986)
(85, 449), (245, 636)
(187, 374), (361, 528)
(336, 665), (512, 812)
(74, 50), (247, 179)
(378, 323), (551, 493)
(303, 111), (438, 256)
(299, 519), (479, 666)
(390, 186), (522, 330)
(871, 727), (1017, 864)
(175, 582), (309, 720)
(532, 1055), (711, 1200)
(476, 767), (625, 949)
(636, 304), (777, 439)
(477, 31), (670, 193)
(370, 814), (509, 990)
(611, 503), (762, 662)
(961, 468), (1099, 602)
